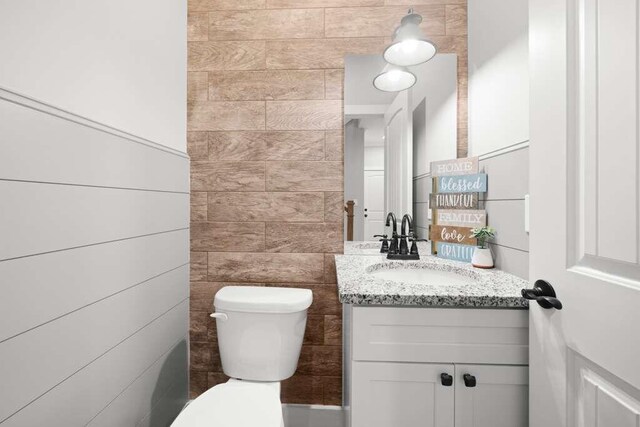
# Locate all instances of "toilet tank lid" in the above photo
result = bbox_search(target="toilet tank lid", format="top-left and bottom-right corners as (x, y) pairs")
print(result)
(214, 286), (313, 313)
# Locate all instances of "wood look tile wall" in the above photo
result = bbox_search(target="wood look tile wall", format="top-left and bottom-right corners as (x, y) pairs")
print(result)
(188, 0), (468, 404)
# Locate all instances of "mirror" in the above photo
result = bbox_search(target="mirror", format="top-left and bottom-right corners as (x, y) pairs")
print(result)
(343, 54), (458, 242)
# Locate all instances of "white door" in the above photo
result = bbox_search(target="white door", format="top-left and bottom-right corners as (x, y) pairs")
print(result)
(384, 91), (413, 220)
(454, 364), (528, 427)
(351, 361), (454, 427)
(364, 170), (384, 240)
(530, 0), (640, 426)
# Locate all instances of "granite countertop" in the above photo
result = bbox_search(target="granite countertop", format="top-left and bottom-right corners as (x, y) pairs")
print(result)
(344, 240), (430, 255)
(335, 251), (529, 308)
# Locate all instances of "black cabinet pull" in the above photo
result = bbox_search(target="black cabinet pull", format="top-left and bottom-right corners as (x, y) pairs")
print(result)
(440, 373), (453, 386)
(463, 374), (476, 387)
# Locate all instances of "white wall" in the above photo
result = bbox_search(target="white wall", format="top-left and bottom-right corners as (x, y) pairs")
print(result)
(0, 1), (189, 425)
(468, 0), (530, 279)
(410, 54), (458, 176)
(365, 147), (385, 171)
(0, 0), (186, 152)
(468, 0), (529, 156)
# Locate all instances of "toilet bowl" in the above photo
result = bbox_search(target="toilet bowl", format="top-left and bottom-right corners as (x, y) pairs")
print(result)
(171, 286), (313, 426)
(171, 379), (284, 427)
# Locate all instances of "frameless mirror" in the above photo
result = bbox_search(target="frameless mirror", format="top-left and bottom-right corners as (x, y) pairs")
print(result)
(343, 53), (458, 242)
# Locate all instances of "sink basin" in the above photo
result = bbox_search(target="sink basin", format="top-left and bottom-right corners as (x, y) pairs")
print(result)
(366, 263), (478, 286)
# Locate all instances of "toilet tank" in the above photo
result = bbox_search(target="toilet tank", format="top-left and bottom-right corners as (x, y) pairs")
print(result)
(212, 286), (313, 382)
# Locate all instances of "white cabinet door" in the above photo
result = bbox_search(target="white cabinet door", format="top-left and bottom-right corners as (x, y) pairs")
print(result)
(352, 361), (454, 427)
(454, 364), (528, 427)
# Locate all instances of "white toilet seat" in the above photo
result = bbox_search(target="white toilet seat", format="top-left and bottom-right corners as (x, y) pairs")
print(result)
(171, 379), (283, 427)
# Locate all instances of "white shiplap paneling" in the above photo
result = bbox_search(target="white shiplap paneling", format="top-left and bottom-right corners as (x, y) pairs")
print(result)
(0, 88), (188, 426)
(0, 229), (188, 342)
(1, 302), (188, 427)
(0, 180), (188, 261)
(0, 265), (188, 423)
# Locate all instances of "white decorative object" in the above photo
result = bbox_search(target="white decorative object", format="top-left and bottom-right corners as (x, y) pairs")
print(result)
(472, 247), (494, 269)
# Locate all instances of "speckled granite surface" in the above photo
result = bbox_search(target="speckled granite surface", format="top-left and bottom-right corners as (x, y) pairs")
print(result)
(335, 252), (529, 308)
(344, 241), (430, 255)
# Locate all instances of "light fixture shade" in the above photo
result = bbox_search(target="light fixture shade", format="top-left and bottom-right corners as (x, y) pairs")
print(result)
(383, 12), (437, 66)
(373, 64), (416, 92)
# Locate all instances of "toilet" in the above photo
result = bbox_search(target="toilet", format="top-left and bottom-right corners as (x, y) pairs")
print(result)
(172, 286), (313, 427)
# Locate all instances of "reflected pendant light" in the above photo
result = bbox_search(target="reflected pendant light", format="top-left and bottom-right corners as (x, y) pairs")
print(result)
(373, 63), (417, 92)
(383, 9), (437, 67)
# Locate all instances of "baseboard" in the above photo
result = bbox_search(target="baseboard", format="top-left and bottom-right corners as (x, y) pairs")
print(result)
(283, 404), (346, 427)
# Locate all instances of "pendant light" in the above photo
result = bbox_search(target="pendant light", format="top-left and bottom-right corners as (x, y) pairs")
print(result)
(383, 9), (437, 67)
(373, 63), (416, 92)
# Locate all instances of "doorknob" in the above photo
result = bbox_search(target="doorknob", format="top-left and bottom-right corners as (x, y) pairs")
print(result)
(521, 279), (563, 310)
(440, 373), (453, 386)
(463, 374), (476, 387)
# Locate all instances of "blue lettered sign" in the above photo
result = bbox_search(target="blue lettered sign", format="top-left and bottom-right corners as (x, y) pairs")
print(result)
(436, 242), (475, 262)
(437, 173), (487, 193)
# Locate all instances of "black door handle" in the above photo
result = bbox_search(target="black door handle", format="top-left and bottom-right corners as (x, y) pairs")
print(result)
(521, 279), (563, 310)
(536, 296), (563, 310)
(463, 374), (476, 387)
(440, 373), (453, 386)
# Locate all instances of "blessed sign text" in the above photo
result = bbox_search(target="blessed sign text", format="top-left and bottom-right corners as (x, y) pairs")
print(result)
(430, 193), (479, 210)
(437, 209), (486, 227)
(431, 157), (479, 177)
(437, 173), (487, 193)
(430, 225), (476, 245)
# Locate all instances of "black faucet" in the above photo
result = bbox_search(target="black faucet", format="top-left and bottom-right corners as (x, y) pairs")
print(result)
(384, 212), (399, 255)
(387, 213), (424, 260)
(373, 234), (389, 253)
(399, 214), (413, 255)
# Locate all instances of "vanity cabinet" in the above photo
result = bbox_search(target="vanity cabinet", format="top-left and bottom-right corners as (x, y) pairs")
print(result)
(345, 306), (529, 427)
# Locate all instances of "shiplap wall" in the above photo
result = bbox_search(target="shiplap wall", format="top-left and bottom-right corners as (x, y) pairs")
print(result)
(0, 92), (190, 426)
(480, 145), (529, 279)
(466, 0), (529, 279)
(0, 1), (188, 424)
(413, 145), (529, 279)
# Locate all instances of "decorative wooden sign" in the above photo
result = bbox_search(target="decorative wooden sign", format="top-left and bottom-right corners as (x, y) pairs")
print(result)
(436, 242), (475, 262)
(431, 157), (479, 177)
(438, 173), (487, 193)
(430, 225), (476, 245)
(430, 193), (479, 210)
(437, 209), (487, 228)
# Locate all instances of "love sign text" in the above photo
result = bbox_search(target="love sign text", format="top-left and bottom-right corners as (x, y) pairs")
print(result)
(430, 225), (476, 245)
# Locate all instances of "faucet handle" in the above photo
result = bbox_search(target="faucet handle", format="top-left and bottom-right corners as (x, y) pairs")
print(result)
(375, 235), (390, 253)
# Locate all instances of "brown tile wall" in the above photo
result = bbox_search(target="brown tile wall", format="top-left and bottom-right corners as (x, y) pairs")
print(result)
(187, 0), (468, 403)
